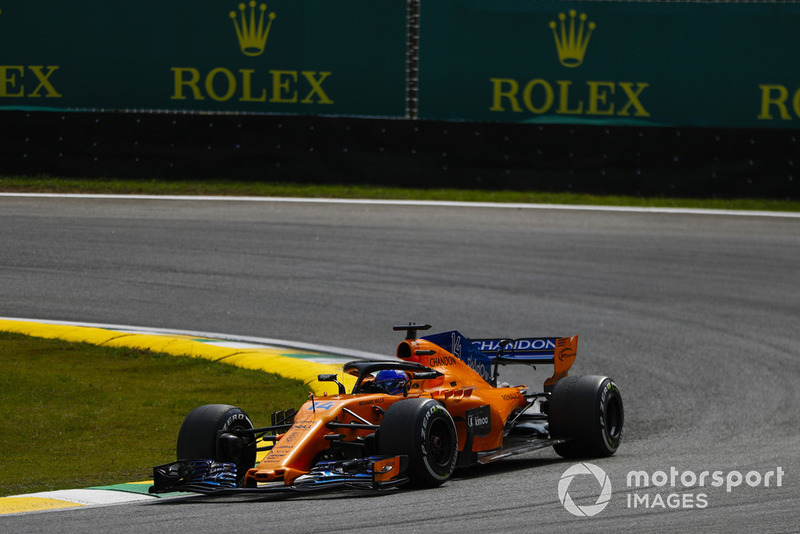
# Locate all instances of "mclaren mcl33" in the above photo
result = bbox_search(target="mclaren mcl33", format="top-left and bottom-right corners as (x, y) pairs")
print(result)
(150, 324), (623, 494)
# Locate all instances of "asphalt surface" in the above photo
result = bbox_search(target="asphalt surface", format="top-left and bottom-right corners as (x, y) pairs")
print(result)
(1, 196), (799, 533)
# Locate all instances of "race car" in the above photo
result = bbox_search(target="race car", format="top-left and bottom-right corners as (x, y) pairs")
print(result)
(150, 324), (623, 494)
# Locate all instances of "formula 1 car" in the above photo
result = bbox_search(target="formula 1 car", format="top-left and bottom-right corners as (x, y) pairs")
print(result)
(150, 324), (623, 494)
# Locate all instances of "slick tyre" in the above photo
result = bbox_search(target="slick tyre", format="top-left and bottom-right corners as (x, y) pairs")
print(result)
(176, 404), (257, 483)
(549, 375), (623, 458)
(378, 399), (458, 488)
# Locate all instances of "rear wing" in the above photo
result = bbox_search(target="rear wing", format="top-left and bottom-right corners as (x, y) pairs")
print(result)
(470, 336), (578, 389)
(423, 330), (578, 389)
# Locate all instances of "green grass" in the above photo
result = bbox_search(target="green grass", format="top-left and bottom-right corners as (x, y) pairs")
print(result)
(2, 175), (799, 212)
(0, 331), (309, 497)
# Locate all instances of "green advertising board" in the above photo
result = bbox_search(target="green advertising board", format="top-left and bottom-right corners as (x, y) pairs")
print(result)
(0, 0), (408, 117)
(3, 1), (800, 129)
(418, 0), (800, 128)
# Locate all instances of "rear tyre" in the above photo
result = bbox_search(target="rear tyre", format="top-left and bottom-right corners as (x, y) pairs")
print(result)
(378, 399), (458, 488)
(549, 375), (623, 458)
(176, 404), (257, 483)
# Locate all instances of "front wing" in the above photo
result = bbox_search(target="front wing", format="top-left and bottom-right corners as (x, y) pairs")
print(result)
(149, 456), (409, 495)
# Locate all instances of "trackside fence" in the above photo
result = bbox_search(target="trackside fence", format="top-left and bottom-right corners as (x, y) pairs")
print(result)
(1, 0), (798, 198)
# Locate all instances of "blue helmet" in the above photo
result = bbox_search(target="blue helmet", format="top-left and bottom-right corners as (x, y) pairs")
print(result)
(374, 369), (408, 395)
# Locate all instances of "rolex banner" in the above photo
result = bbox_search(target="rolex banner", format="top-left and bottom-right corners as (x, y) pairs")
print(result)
(0, 0), (408, 117)
(2, 1), (800, 128)
(419, 0), (800, 129)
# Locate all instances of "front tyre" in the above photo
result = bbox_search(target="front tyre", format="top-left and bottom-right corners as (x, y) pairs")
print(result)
(378, 399), (458, 488)
(176, 404), (257, 483)
(549, 375), (623, 458)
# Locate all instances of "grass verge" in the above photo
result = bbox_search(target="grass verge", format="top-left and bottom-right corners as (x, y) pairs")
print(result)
(0, 331), (309, 497)
(2, 175), (799, 212)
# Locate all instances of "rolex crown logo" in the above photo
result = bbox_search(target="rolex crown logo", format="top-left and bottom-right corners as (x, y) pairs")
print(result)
(230, 1), (277, 57)
(549, 10), (596, 68)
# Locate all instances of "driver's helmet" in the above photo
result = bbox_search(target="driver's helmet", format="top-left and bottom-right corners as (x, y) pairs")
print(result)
(374, 369), (409, 395)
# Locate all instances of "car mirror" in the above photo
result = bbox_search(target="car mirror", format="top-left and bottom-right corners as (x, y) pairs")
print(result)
(318, 374), (346, 394)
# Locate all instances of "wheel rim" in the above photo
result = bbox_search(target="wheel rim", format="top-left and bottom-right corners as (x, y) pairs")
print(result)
(427, 417), (456, 469)
(224, 422), (256, 478)
(604, 395), (622, 441)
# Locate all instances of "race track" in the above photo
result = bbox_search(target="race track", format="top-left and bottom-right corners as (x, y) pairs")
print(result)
(1, 195), (798, 533)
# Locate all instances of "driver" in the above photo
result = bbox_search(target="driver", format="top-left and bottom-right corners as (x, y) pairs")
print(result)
(373, 369), (409, 395)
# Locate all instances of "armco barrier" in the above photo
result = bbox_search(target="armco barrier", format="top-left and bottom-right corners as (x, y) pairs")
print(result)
(1, 0), (799, 198)
(2, 110), (796, 198)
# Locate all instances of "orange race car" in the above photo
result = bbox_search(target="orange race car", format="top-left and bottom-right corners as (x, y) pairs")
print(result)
(150, 324), (623, 494)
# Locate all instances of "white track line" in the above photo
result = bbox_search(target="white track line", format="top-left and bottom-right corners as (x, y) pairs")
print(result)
(1, 192), (798, 218)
